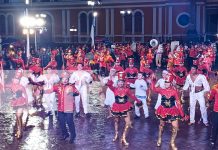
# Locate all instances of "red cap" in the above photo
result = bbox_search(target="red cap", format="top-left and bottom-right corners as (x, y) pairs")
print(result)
(118, 72), (126, 80)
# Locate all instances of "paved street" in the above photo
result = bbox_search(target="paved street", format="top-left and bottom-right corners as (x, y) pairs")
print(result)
(0, 81), (216, 150)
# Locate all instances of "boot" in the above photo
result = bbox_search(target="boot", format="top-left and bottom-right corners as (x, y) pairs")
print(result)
(121, 125), (130, 146)
(157, 125), (164, 147)
(113, 121), (119, 142)
(16, 116), (23, 139)
(170, 127), (178, 150)
(23, 115), (29, 131)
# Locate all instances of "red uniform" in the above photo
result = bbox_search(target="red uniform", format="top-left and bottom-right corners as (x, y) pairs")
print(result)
(11, 57), (25, 69)
(113, 65), (124, 73)
(141, 67), (153, 79)
(173, 65), (187, 87)
(124, 67), (138, 84)
(44, 59), (57, 70)
(209, 84), (218, 112)
(53, 83), (79, 112)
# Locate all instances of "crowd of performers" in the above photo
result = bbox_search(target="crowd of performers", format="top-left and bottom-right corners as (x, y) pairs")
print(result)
(0, 41), (218, 149)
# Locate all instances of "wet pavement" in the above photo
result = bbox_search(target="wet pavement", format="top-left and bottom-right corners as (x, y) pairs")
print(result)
(0, 80), (217, 150)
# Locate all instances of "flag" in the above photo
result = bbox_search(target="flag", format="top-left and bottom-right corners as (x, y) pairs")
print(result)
(90, 25), (94, 47)
(90, 16), (96, 48)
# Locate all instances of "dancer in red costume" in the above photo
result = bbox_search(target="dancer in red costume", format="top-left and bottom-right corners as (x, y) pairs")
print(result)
(151, 74), (188, 150)
(107, 72), (142, 146)
(6, 71), (28, 139)
(124, 58), (138, 84)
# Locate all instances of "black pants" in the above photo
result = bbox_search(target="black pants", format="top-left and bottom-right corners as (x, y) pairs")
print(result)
(211, 111), (218, 143)
(58, 111), (76, 140)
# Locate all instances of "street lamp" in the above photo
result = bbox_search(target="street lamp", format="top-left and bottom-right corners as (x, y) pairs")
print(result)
(20, 14), (46, 53)
(93, 11), (98, 17)
(70, 26), (77, 43)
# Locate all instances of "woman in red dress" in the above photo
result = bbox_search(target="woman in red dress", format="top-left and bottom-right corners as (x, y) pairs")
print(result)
(6, 71), (28, 139)
(151, 74), (187, 150)
(107, 72), (142, 146)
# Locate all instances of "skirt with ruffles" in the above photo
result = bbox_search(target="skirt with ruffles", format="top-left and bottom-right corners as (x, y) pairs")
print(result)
(156, 105), (182, 122)
(11, 97), (27, 108)
(111, 101), (133, 117)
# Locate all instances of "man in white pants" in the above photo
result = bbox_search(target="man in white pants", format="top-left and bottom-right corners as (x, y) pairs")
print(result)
(130, 72), (148, 119)
(155, 44), (163, 68)
(38, 68), (60, 116)
(183, 65), (210, 126)
(69, 63), (93, 118)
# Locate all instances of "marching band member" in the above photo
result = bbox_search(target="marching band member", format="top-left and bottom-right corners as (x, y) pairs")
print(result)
(155, 44), (163, 67)
(107, 72), (142, 146)
(48, 72), (79, 144)
(44, 49), (58, 70)
(173, 62), (187, 89)
(98, 52), (107, 76)
(64, 49), (75, 69)
(151, 73), (187, 150)
(146, 49), (154, 66)
(124, 58), (138, 84)
(113, 57), (124, 73)
(69, 63), (93, 118)
(208, 82), (218, 148)
(183, 65), (210, 126)
(10, 50), (25, 69)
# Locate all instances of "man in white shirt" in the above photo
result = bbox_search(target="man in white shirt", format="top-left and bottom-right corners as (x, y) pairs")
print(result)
(69, 63), (93, 118)
(183, 65), (210, 126)
(130, 72), (148, 118)
(37, 68), (60, 116)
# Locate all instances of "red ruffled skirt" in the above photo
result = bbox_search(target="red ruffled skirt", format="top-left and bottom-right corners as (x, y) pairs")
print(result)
(156, 105), (182, 122)
(11, 97), (27, 107)
(111, 101), (133, 117)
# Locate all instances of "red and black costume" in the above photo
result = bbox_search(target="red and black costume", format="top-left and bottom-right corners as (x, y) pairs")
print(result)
(7, 83), (27, 108)
(152, 76), (184, 122)
(173, 64), (187, 88)
(124, 58), (138, 84)
(107, 72), (142, 117)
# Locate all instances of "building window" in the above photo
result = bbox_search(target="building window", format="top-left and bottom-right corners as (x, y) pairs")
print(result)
(88, 13), (93, 34)
(176, 12), (190, 28)
(80, 13), (87, 34)
(134, 11), (142, 33)
(0, 15), (6, 35)
(7, 15), (14, 35)
(124, 14), (132, 34)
